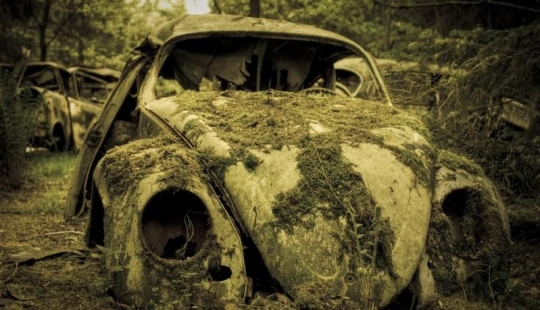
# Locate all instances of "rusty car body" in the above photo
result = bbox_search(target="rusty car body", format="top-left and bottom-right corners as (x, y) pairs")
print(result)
(68, 66), (121, 104)
(65, 14), (511, 309)
(21, 62), (120, 151)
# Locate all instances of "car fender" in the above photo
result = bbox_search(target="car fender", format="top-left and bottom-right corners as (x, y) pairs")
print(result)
(425, 151), (511, 300)
(92, 139), (248, 307)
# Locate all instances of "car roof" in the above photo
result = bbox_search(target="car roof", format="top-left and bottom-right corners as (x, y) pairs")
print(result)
(145, 14), (361, 51)
(68, 67), (121, 81)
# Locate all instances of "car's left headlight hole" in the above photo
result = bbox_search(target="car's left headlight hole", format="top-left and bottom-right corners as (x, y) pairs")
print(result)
(441, 188), (472, 219)
(140, 188), (210, 260)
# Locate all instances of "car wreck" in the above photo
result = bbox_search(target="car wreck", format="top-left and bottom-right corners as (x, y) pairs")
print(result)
(65, 14), (511, 309)
(20, 62), (120, 151)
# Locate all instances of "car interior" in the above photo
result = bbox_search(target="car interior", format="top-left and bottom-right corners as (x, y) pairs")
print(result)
(155, 37), (361, 97)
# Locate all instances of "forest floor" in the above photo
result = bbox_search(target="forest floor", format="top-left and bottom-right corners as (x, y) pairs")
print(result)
(0, 151), (539, 310)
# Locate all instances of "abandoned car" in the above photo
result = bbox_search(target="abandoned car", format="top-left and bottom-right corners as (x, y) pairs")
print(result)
(68, 66), (121, 104)
(65, 14), (511, 309)
(21, 62), (120, 151)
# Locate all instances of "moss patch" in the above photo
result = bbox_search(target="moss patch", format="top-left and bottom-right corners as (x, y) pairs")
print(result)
(437, 149), (484, 176)
(174, 91), (430, 147)
(172, 90), (430, 186)
(426, 185), (510, 300)
(101, 134), (202, 197)
(271, 134), (395, 274)
(386, 144), (430, 185)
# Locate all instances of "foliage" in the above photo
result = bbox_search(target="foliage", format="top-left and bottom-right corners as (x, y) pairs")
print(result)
(0, 0), (186, 69)
(423, 23), (540, 197)
(367, 9), (540, 198)
(0, 69), (40, 190)
(217, 0), (382, 48)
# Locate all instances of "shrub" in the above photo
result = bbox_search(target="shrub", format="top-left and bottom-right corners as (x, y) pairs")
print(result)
(0, 68), (40, 190)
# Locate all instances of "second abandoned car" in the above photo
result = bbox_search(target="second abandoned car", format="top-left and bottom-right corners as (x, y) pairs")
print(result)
(21, 62), (120, 151)
(65, 14), (511, 309)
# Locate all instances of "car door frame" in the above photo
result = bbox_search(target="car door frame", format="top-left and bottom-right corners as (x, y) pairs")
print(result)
(65, 53), (151, 217)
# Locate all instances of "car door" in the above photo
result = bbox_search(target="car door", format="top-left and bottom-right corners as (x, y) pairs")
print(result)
(68, 71), (109, 151)
(65, 54), (150, 217)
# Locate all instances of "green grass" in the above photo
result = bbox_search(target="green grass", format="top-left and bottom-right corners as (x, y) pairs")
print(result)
(0, 151), (77, 215)
(26, 151), (77, 180)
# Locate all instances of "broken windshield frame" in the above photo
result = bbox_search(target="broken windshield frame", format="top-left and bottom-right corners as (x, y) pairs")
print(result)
(139, 33), (392, 105)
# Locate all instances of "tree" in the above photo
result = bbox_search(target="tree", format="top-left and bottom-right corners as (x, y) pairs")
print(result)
(249, 0), (260, 17)
(0, 48), (39, 190)
(26, 0), (85, 61)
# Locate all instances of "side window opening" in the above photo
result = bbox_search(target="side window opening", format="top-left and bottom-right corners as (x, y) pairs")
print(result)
(24, 68), (61, 92)
(336, 69), (362, 95)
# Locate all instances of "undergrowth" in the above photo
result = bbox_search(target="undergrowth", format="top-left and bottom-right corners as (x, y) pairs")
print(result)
(387, 21), (540, 199)
(0, 151), (76, 214)
(0, 69), (40, 190)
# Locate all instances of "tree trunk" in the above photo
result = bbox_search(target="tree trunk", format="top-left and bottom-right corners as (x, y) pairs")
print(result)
(384, 7), (392, 51)
(249, 0), (260, 17)
(0, 48), (30, 190)
(78, 9), (85, 64)
(39, 0), (53, 61)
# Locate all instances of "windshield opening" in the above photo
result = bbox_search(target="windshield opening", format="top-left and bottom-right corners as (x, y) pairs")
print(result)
(154, 37), (357, 97)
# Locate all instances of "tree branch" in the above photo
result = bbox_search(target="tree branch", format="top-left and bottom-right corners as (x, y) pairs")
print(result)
(372, 0), (540, 13)
(45, 0), (85, 48)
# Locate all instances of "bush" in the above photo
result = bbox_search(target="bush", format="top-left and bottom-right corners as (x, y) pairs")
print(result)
(0, 68), (40, 190)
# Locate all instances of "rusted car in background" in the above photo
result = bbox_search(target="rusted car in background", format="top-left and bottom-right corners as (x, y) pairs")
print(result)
(68, 66), (120, 104)
(65, 14), (510, 309)
(67, 66), (121, 150)
(21, 62), (120, 151)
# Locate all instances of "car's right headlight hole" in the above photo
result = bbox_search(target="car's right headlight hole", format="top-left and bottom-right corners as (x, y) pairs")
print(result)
(140, 189), (210, 260)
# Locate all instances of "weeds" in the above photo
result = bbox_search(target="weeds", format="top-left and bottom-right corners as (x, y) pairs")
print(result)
(0, 151), (76, 214)
(465, 256), (528, 309)
(26, 152), (77, 180)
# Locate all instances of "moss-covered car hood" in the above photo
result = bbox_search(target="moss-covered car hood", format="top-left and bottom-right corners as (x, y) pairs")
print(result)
(143, 91), (436, 306)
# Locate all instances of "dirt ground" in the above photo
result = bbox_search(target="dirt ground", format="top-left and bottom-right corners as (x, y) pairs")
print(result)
(0, 151), (539, 310)
(0, 152), (119, 309)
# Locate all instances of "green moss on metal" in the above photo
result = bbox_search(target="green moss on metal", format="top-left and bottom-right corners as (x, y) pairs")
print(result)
(437, 149), (484, 176)
(166, 90), (434, 280)
(174, 91), (431, 185)
(174, 90), (430, 149)
(426, 184), (510, 299)
(271, 134), (395, 274)
(386, 144), (430, 185)
(101, 135), (201, 198)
